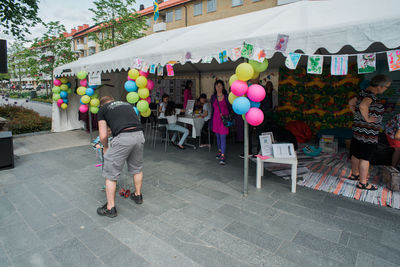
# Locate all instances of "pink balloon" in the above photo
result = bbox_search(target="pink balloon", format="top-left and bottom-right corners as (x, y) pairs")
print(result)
(247, 84), (266, 102)
(245, 107), (264, 126)
(54, 79), (62, 86)
(145, 97), (151, 103)
(79, 104), (88, 113)
(80, 79), (88, 87)
(127, 75), (134, 81)
(139, 70), (149, 78)
(147, 80), (154, 90)
(57, 99), (64, 105)
(231, 80), (248, 97)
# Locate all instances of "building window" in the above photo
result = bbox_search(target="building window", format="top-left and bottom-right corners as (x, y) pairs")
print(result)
(83, 37), (87, 44)
(207, 0), (216, 13)
(83, 50), (87, 57)
(165, 11), (173, 23)
(89, 47), (96, 55)
(232, 0), (243, 7)
(194, 2), (202, 16)
(98, 32), (103, 41)
(146, 17), (151, 27)
(76, 39), (80, 44)
(175, 8), (182, 21)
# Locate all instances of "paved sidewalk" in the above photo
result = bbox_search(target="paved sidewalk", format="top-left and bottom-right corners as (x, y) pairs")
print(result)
(0, 142), (399, 267)
(0, 98), (52, 118)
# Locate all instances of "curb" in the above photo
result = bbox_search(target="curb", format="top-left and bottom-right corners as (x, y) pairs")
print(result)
(13, 130), (52, 138)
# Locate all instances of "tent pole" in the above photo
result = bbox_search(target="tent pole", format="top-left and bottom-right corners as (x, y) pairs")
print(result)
(244, 119), (249, 196)
(88, 109), (93, 142)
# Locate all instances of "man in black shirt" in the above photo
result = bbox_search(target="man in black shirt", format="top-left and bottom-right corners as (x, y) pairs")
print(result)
(96, 96), (145, 218)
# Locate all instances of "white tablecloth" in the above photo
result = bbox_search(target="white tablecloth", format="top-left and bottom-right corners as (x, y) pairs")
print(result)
(178, 116), (205, 138)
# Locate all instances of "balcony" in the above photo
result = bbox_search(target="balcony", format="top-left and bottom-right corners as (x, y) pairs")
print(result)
(153, 22), (166, 33)
(88, 40), (97, 48)
(77, 44), (85, 51)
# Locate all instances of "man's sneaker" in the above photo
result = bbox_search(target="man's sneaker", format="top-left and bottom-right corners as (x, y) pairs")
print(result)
(216, 152), (222, 159)
(130, 193), (143, 204)
(219, 156), (226, 165)
(97, 203), (117, 218)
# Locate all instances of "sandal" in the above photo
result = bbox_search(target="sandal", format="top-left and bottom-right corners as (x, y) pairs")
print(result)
(349, 174), (359, 180)
(356, 182), (377, 191)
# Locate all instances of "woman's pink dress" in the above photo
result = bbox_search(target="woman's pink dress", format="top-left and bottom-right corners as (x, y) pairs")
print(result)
(212, 97), (229, 135)
(183, 89), (193, 109)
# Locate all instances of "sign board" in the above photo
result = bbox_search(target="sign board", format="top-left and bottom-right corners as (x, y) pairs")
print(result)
(89, 72), (101, 86)
(185, 100), (195, 116)
(259, 132), (274, 156)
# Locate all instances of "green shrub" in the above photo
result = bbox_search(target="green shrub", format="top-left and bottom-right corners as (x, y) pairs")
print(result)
(31, 97), (52, 104)
(0, 106), (51, 134)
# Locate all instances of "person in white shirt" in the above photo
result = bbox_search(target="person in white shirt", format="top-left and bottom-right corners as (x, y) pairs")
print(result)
(158, 94), (169, 118)
(165, 101), (188, 149)
(198, 94), (211, 148)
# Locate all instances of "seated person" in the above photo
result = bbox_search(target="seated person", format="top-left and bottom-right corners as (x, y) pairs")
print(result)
(158, 94), (169, 118)
(385, 114), (400, 167)
(198, 94), (211, 147)
(165, 101), (188, 150)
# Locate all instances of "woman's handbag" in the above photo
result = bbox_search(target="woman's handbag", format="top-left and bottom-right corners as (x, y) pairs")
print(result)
(216, 97), (234, 127)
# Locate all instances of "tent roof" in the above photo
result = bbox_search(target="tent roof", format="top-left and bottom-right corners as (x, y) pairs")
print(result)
(54, 0), (400, 76)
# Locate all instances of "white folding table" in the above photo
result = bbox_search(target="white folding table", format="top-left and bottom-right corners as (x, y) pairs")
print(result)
(256, 155), (298, 193)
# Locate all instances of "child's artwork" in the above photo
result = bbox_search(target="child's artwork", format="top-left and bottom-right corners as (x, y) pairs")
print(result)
(157, 64), (163, 76)
(275, 34), (289, 52)
(229, 47), (242, 61)
(149, 64), (156, 74)
(307, 55), (323, 74)
(241, 43), (254, 59)
(285, 53), (301, 70)
(141, 62), (149, 72)
(330, 55), (348, 75)
(166, 64), (174, 76)
(134, 58), (142, 69)
(387, 50), (400, 72)
(252, 48), (266, 62)
(218, 50), (228, 63)
(357, 53), (376, 74)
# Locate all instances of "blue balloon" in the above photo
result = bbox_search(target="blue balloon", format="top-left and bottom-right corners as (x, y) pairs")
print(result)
(66, 82), (71, 87)
(89, 85), (97, 89)
(62, 98), (69, 104)
(86, 88), (94, 96)
(80, 99), (84, 104)
(60, 91), (68, 98)
(133, 106), (139, 115)
(125, 80), (138, 92)
(250, 100), (260, 108)
(233, 97), (251, 115)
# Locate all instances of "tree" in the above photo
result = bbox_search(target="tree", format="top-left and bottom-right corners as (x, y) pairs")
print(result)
(31, 21), (77, 96)
(89, 0), (148, 51)
(8, 41), (29, 92)
(0, 0), (41, 40)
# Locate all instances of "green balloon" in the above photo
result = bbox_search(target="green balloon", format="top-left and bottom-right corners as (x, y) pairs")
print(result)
(52, 86), (61, 94)
(90, 98), (100, 107)
(92, 92), (99, 98)
(60, 84), (68, 91)
(90, 106), (99, 114)
(67, 88), (72, 94)
(77, 71), (88, 80)
(53, 93), (61, 101)
(249, 59), (269, 73)
(137, 100), (149, 112)
(126, 92), (139, 104)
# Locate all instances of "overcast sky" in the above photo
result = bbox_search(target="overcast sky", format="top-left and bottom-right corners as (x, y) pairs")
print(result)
(1, 0), (154, 43)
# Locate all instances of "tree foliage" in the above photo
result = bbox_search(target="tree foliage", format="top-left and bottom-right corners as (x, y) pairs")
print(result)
(0, 0), (42, 39)
(89, 0), (148, 51)
(8, 41), (29, 90)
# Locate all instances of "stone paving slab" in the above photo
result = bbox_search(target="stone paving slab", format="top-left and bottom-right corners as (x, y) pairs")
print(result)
(0, 141), (400, 266)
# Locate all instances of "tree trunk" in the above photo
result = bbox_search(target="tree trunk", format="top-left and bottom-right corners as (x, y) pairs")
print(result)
(112, 26), (115, 47)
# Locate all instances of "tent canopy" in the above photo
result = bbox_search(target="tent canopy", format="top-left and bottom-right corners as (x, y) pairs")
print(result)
(54, 0), (400, 76)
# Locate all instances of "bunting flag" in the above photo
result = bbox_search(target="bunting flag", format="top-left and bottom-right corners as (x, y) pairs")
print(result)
(229, 47), (242, 61)
(218, 50), (228, 63)
(166, 64), (174, 76)
(153, 1), (159, 21)
(387, 50), (400, 72)
(157, 64), (163, 76)
(241, 43), (254, 59)
(251, 47), (266, 62)
(357, 53), (376, 74)
(149, 64), (156, 74)
(141, 62), (150, 72)
(307, 55), (323, 74)
(330, 55), (348, 75)
(285, 53), (301, 70)
(275, 34), (289, 52)
(134, 58), (142, 69)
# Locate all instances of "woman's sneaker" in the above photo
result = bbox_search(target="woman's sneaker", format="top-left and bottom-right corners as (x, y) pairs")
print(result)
(216, 152), (222, 159)
(219, 156), (226, 165)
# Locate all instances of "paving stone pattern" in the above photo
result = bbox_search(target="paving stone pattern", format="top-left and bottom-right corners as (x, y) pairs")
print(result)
(1, 142), (400, 266)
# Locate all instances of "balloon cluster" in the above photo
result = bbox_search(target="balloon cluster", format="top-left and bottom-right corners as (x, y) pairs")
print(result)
(125, 69), (154, 117)
(228, 59), (269, 126)
(76, 71), (100, 114)
(52, 77), (72, 110)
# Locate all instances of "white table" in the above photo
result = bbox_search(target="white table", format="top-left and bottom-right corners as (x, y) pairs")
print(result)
(177, 116), (205, 138)
(256, 156), (298, 193)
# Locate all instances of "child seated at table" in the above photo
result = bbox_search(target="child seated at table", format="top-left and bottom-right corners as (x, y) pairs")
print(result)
(165, 101), (188, 150)
(158, 94), (169, 118)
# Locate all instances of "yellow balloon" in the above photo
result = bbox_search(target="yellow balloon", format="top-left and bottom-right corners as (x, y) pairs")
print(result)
(140, 108), (151, 117)
(81, 95), (90, 104)
(251, 70), (260, 80)
(60, 84), (68, 91)
(61, 103), (68, 109)
(60, 77), (68, 84)
(228, 92), (238, 104)
(90, 98), (100, 107)
(236, 63), (254, 82)
(128, 69), (140, 80)
(77, 86), (87, 96)
(138, 88), (149, 99)
(229, 74), (238, 86)
(136, 76), (148, 88)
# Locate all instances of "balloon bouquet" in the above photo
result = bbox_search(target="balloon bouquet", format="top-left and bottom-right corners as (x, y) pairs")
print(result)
(52, 77), (72, 110)
(228, 59), (269, 126)
(125, 68), (154, 117)
(76, 71), (100, 114)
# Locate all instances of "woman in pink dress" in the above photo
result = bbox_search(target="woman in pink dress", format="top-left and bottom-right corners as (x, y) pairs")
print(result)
(183, 80), (193, 109)
(210, 80), (231, 165)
